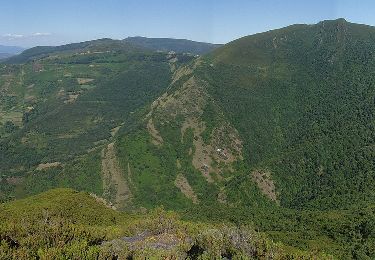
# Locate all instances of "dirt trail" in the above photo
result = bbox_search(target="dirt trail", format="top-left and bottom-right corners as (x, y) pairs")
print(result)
(101, 142), (132, 209)
(110, 124), (122, 137)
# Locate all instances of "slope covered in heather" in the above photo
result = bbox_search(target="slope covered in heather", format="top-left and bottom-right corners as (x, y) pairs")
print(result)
(0, 188), (324, 259)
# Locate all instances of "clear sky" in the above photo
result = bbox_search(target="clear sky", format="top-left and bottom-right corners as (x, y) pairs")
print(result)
(1, 0), (375, 47)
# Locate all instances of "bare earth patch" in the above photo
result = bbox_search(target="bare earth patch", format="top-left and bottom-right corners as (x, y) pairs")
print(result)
(89, 193), (116, 210)
(182, 119), (215, 183)
(181, 118), (243, 183)
(110, 123), (124, 137)
(101, 142), (132, 209)
(64, 93), (80, 104)
(174, 174), (199, 204)
(5, 177), (23, 185)
(36, 162), (61, 171)
(252, 170), (278, 203)
(147, 118), (163, 145)
(218, 188), (227, 204)
(77, 78), (94, 85)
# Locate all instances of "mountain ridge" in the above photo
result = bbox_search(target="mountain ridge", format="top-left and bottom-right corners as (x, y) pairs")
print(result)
(3, 37), (221, 64)
(0, 19), (374, 258)
(123, 36), (222, 55)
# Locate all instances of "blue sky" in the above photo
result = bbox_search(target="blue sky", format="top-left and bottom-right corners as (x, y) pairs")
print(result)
(1, 0), (375, 47)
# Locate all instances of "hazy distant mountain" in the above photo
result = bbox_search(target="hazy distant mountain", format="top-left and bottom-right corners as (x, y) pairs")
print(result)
(123, 36), (222, 55)
(0, 45), (24, 59)
(0, 45), (24, 54)
(0, 53), (13, 59)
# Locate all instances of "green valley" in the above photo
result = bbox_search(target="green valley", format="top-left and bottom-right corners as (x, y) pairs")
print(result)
(1, 19), (375, 259)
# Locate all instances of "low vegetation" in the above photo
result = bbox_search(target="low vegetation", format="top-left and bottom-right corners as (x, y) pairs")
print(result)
(1, 19), (375, 259)
(0, 188), (331, 259)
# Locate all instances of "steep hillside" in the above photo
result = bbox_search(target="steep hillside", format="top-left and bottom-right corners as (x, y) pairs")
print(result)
(115, 59), (252, 210)
(115, 18), (375, 211)
(112, 19), (375, 258)
(203, 18), (375, 210)
(123, 36), (221, 55)
(0, 42), (196, 205)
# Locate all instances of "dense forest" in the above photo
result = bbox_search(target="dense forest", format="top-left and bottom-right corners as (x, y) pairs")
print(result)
(1, 19), (375, 258)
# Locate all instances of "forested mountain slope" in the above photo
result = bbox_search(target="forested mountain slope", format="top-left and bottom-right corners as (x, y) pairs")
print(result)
(1, 19), (375, 258)
(0, 40), (195, 204)
(113, 18), (375, 257)
(114, 18), (375, 212)
(204, 18), (375, 210)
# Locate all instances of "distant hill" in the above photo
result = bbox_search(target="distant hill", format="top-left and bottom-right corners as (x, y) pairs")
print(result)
(4, 38), (146, 63)
(0, 53), (13, 59)
(4, 37), (219, 64)
(0, 45), (24, 59)
(123, 36), (221, 55)
(0, 45), (24, 54)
